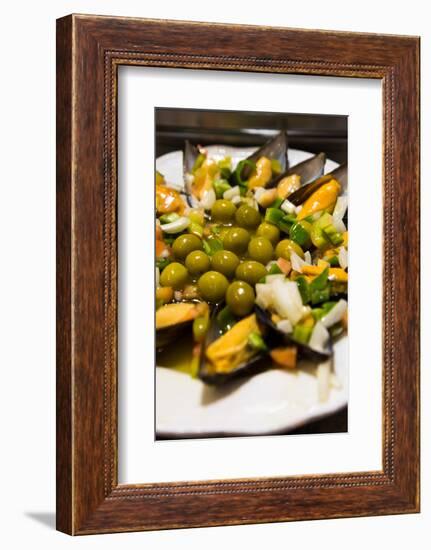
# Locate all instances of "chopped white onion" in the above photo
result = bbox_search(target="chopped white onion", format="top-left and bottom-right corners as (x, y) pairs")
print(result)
(321, 299), (348, 328)
(184, 173), (194, 186)
(276, 319), (293, 334)
(271, 279), (303, 325)
(200, 188), (216, 210)
(332, 196), (347, 233)
(265, 274), (286, 284)
(160, 249), (170, 258)
(330, 373), (342, 390)
(174, 291), (183, 302)
(338, 246), (348, 270)
(317, 358), (332, 402)
(333, 218), (347, 233)
(290, 251), (308, 273)
(301, 305), (312, 319)
(295, 205), (303, 215)
(155, 267), (160, 288)
(253, 187), (266, 202)
(304, 251), (312, 264)
(160, 216), (190, 234)
(332, 196), (348, 222)
(223, 185), (240, 200)
(231, 195), (241, 205)
(281, 199), (296, 214)
(255, 283), (274, 309)
(309, 321), (330, 353)
(165, 180), (184, 192)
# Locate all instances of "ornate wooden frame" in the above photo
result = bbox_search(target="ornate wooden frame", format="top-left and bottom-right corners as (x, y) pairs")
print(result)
(56, 14), (420, 534)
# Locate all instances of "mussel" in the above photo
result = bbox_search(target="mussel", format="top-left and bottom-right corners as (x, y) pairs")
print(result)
(231, 131), (288, 184)
(287, 163), (347, 207)
(269, 151), (326, 190)
(183, 131), (288, 207)
(198, 302), (278, 385)
(156, 301), (208, 349)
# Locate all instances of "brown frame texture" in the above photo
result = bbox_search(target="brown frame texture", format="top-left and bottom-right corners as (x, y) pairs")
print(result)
(56, 14), (420, 535)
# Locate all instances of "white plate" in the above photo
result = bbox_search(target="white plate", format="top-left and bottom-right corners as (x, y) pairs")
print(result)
(156, 146), (347, 437)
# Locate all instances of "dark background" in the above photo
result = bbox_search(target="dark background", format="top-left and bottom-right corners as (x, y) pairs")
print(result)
(156, 107), (348, 437)
(155, 107), (348, 165)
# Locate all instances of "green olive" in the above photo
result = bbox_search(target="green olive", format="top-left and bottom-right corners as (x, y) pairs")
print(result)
(234, 204), (261, 229)
(211, 199), (236, 222)
(226, 281), (255, 316)
(159, 262), (188, 290)
(211, 250), (240, 277)
(275, 239), (305, 260)
(197, 271), (229, 303)
(248, 236), (274, 264)
(256, 222), (280, 245)
(235, 261), (267, 286)
(223, 227), (251, 254)
(185, 250), (211, 275)
(172, 233), (203, 260)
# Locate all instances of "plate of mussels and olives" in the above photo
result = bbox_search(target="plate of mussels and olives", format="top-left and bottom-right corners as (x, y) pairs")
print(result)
(155, 132), (348, 438)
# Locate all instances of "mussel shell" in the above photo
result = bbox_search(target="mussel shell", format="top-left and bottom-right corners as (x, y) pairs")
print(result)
(184, 140), (200, 175)
(198, 302), (277, 385)
(229, 131), (288, 184)
(183, 141), (201, 207)
(268, 152), (326, 189)
(156, 318), (193, 350)
(254, 305), (332, 362)
(287, 162), (347, 206)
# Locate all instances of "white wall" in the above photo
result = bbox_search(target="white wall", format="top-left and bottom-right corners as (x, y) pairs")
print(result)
(0, 0), (428, 548)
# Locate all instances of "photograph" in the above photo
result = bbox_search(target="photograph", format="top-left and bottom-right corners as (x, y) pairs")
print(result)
(155, 108), (349, 439)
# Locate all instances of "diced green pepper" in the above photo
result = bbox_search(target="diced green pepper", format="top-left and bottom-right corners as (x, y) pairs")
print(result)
(234, 159), (256, 186)
(296, 276), (310, 304)
(271, 159), (283, 175)
(159, 212), (180, 224)
(269, 197), (284, 209)
(265, 208), (284, 225)
(292, 323), (313, 344)
(311, 301), (336, 321)
(277, 213), (297, 234)
(163, 234), (176, 245)
(218, 156), (232, 170)
(189, 209), (204, 225)
(216, 305), (237, 333)
(310, 225), (329, 248)
(289, 220), (312, 248)
(310, 287), (331, 305)
(311, 307), (324, 321)
(202, 237), (223, 256)
(248, 331), (268, 351)
(218, 157), (232, 180)
(322, 301), (337, 314)
(213, 178), (231, 199)
(322, 224), (344, 246)
(267, 263), (283, 275)
(192, 153), (206, 173)
(156, 257), (171, 271)
(309, 267), (329, 291)
(188, 222), (204, 238)
(324, 255), (340, 267)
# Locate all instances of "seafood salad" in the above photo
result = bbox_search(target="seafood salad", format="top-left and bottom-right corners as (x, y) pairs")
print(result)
(155, 132), (348, 401)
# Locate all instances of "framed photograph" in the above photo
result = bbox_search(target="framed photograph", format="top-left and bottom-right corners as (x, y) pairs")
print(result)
(56, 14), (420, 534)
